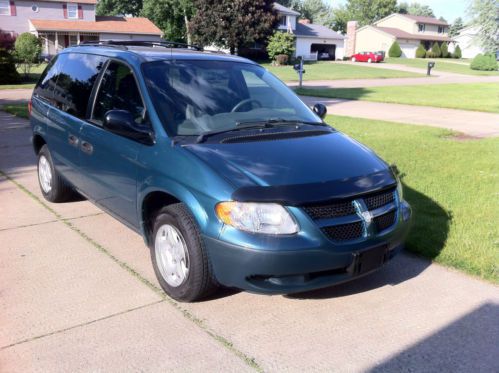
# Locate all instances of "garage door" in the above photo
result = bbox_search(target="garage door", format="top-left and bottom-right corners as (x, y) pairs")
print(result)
(400, 43), (416, 58)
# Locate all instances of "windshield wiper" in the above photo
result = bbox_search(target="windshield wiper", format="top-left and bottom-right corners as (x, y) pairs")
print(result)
(196, 122), (273, 144)
(236, 118), (328, 127)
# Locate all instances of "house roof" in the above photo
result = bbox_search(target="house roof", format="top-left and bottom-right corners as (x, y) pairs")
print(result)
(30, 16), (162, 35)
(294, 23), (345, 40)
(41, 0), (97, 4)
(402, 14), (448, 26)
(376, 26), (452, 42)
(273, 2), (300, 16)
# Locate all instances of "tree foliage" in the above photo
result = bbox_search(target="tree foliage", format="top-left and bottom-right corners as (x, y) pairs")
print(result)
(470, 53), (498, 70)
(142, 0), (194, 43)
(0, 29), (16, 51)
(415, 43), (426, 58)
(388, 41), (402, 57)
(299, 0), (329, 23)
(440, 42), (449, 58)
(190, 0), (277, 54)
(431, 42), (441, 58)
(468, 0), (499, 54)
(14, 33), (41, 77)
(267, 31), (295, 61)
(96, 0), (143, 16)
(405, 2), (435, 17)
(453, 45), (462, 59)
(330, 0), (397, 33)
(449, 17), (465, 37)
(0, 48), (20, 84)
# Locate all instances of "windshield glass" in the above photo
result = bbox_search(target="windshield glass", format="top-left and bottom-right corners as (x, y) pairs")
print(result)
(142, 60), (321, 136)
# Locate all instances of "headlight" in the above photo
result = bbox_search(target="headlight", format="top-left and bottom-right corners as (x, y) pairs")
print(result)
(215, 202), (298, 235)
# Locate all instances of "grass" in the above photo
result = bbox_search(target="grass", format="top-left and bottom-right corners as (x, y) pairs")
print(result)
(386, 57), (499, 76)
(2, 104), (29, 118)
(327, 115), (498, 283)
(0, 63), (47, 90)
(296, 83), (499, 113)
(263, 61), (424, 81)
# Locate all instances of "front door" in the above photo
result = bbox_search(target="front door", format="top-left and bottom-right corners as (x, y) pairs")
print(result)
(79, 61), (150, 228)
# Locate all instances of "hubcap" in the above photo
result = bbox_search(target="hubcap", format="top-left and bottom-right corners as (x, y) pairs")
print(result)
(155, 224), (189, 287)
(38, 155), (52, 193)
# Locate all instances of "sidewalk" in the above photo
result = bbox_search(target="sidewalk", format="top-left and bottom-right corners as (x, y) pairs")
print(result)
(300, 96), (499, 138)
(1, 113), (498, 372)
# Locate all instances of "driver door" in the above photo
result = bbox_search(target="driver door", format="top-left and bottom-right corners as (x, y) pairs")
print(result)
(78, 60), (150, 229)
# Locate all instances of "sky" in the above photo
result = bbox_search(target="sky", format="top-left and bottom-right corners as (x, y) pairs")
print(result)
(326, 0), (471, 23)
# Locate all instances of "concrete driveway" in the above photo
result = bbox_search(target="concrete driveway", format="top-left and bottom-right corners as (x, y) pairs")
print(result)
(1, 113), (498, 372)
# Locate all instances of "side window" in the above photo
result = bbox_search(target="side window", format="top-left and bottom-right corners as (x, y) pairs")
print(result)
(33, 55), (64, 101)
(52, 53), (106, 119)
(92, 61), (146, 125)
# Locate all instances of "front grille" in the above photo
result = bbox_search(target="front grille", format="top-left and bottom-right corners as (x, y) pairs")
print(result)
(364, 189), (395, 210)
(374, 210), (397, 232)
(322, 222), (364, 241)
(303, 201), (356, 220)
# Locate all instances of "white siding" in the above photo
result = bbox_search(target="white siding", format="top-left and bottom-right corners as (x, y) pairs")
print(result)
(99, 33), (162, 42)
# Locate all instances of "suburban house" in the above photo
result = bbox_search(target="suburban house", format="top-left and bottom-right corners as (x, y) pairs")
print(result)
(0, 0), (162, 57)
(274, 2), (345, 60)
(347, 13), (452, 58)
(449, 25), (495, 59)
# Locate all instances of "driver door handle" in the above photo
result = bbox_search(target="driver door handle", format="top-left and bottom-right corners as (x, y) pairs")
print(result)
(80, 141), (93, 155)
(68, 134), (79, 147)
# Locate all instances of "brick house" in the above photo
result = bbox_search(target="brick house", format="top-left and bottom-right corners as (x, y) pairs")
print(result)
(0, 0), (162, 56)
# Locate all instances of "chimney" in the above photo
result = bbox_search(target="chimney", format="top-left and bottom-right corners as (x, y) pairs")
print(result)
(346, 21), (358, 57)
(299, 19), (311, 25)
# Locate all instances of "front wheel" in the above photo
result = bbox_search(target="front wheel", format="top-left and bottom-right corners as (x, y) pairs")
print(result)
(367, 58), (372, 63)
(150, 203), (218, 302)
(351, 57), (356, 62)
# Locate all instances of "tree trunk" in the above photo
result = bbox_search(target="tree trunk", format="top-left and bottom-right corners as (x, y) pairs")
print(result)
(184, 10), (192, 45)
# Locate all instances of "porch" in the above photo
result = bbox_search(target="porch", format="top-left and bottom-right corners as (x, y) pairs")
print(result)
(38, 32), (99, 57)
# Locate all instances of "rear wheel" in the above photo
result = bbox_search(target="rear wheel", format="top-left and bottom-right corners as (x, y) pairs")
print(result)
(150, 203), (218, 302)
(37, 145), (74, 202)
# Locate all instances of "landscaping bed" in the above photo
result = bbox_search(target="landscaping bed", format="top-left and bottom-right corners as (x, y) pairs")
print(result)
(385, 58), (499, 76)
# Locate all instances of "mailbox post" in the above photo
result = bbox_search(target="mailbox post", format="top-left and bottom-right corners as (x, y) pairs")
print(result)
(427, 61), (435, 76)
(293, 56), (305, 88)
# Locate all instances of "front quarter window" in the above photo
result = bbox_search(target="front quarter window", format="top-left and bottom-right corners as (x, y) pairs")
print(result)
(142, 60), (320, 137)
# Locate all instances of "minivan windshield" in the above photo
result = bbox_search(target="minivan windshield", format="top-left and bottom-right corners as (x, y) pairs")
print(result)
(142, 60), (321, 136)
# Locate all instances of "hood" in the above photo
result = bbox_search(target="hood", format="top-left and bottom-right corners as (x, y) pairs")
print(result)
(185, 132), (396, 205)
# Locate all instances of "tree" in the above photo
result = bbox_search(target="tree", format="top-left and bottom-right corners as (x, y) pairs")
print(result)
(328, 5), (351, 33)
(267, 31), (295, 62)
(142, 0), (194, 43)
(449, 17), (465, 37)
(345, 0), (398, 28)
(96, 0), (143, 16)
(190, 0), (277, 55)
(397, 2), (408, 14)
(431, 42), (441, 57)
(0, 48), (20, 84)
(415, 43), (426, 58)
(470, 53), (498, 70)
(468, 0), (499, 54)
(440, 42), (449, 58)
(407, 2), (435, 17)
(14, 33), (41, 77)
(300, 0), (329, 23)
(453, 45), (462, 59)
(388, 41), (402, 57)
(0, 29), (16, 51)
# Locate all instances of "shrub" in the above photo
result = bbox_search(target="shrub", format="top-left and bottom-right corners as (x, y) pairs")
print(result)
(470, 53), (498, 71)
(0, 48), (20, 84)
(431, 42), (441, 58)
(0, 29), (16, 51)
(440, 42), (449, 58)
(267, 31), (295, 62)
(14, 32), (41, 77)
(415, 43), (426, 58)
(453, 45), (462, 59)
(388, 41), (402, 57)
(425, 50), (434, 58)
(275, 54), (289, 66)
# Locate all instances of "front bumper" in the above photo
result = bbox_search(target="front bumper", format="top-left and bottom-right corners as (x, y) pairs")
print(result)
(203, 202), (411, 295)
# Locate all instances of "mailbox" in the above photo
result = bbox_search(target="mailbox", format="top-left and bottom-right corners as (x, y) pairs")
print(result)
(427, 61), (435, 76)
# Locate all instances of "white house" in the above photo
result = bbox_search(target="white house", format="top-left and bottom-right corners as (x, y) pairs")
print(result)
(449, 25), (488, 59)
(274, 2), (345, 60)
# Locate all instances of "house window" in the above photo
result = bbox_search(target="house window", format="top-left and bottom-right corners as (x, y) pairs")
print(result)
(31, 4), (39, 12)
(67, 3), (78, 18)
(438, 26), (444, 34)
(0, 1), (11, 15)
(418, 23), (425, 32)
(278, 15), (287, 27)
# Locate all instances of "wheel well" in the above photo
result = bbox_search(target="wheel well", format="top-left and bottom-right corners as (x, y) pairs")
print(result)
(33, 134), (46, 155)
(142, 191), (181, 244)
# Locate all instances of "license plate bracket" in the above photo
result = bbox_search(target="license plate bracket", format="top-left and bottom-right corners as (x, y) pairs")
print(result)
(348, 245), (388, 276)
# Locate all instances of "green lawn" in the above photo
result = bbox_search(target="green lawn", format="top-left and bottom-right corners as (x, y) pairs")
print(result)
(327, 115), (498, 283)
(2, 104), (29, 118)
(263, 61), (424, 81)
(297, 83), (499, 113)
(0, 63), (47, 90)
(386, 57), (499, 76)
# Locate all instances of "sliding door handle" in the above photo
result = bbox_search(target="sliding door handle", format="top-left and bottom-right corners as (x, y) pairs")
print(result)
(80, 141), (93, 155)
(68, 134), (79, 147)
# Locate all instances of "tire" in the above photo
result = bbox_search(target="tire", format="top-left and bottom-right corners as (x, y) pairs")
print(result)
(37, 145), (74, 203)
(351, 57), (356, 62)
(150, 203), (218, 302)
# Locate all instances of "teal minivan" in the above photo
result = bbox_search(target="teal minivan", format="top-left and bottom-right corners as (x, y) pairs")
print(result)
(31, 41), (411, 302)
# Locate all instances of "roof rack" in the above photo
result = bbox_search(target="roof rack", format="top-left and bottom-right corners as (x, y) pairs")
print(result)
(76, 40), (203, 51)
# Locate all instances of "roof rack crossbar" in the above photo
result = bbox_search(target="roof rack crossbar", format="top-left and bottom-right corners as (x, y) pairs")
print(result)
(76, 40), (203, 51)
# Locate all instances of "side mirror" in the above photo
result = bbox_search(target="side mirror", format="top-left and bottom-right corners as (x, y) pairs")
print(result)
(103, 110), (154, 145)
(313, 103), (327, 120)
